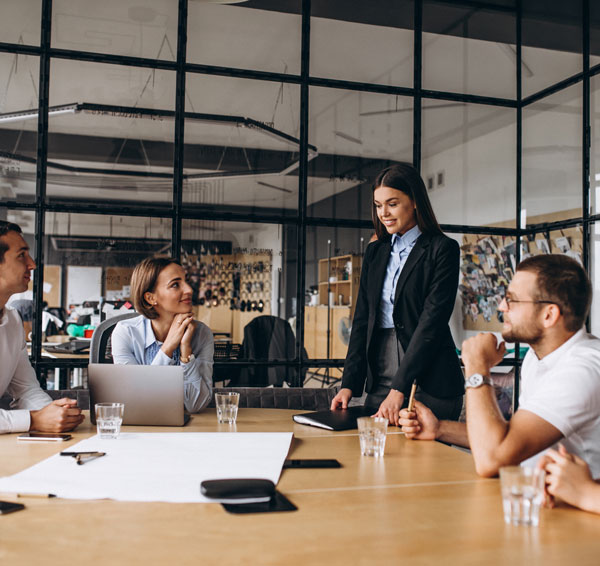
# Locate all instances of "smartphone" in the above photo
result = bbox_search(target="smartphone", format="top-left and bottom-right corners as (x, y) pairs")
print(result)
(0, 501), (25, 515)
(283, 459), (341, 469)
(17, 432), (72, 442)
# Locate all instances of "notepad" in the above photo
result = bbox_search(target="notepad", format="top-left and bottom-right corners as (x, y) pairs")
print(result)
(292, 406), (371, 431)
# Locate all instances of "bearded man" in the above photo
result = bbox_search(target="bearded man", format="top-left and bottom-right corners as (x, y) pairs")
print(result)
(399, 254), (600, 478)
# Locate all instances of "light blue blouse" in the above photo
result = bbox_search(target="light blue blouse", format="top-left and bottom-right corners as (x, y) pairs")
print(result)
(378, 225), (422, 329)
(111, 315), (214, 413)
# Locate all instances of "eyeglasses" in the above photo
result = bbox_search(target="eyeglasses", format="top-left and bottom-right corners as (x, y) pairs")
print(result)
(503, 297), (555, 309)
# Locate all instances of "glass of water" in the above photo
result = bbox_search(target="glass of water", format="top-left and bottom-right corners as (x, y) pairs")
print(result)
(357, 417), (388, 457)
(215, 392), (240, 424)
(499, 466), (546, 526)
(95, 403), (125, 439)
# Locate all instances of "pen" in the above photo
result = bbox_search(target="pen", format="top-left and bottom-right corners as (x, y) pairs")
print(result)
(407, 380), (418, 412)
(60, 451), (103, 456)
(76, 453), (105, 465)
(60, 451), (106, 465)
(17, 493), (56, 499)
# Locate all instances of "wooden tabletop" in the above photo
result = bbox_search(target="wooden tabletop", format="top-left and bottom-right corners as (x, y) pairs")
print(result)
(1, 409), (598, 565)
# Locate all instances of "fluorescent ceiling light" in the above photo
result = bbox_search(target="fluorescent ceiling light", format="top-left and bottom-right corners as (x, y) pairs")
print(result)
(0, 103), (79, 124)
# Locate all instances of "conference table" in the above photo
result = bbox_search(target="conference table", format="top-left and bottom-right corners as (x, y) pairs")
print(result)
(1, 409), (598, 565)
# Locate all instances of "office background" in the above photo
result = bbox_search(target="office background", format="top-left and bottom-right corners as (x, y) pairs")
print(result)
(0, 0), (597, 393)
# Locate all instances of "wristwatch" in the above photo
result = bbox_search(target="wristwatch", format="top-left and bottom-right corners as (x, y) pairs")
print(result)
(180, 354), (195, 364)
(465, 373), (493, 389)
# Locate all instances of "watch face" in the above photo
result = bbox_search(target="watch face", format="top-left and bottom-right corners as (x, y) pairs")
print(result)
(468, 374), (484, 387)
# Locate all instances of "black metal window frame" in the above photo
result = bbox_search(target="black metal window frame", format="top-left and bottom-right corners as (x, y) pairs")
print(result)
(0, 0), (595, 407)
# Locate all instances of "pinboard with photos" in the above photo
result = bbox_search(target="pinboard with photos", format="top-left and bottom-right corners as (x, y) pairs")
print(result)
(460, 226), (583, 331)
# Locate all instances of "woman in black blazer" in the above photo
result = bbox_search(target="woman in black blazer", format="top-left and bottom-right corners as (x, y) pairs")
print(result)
(331, 163), (464, 426)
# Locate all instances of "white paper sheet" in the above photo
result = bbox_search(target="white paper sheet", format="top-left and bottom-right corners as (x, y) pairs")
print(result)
(0, 432), (293, 503)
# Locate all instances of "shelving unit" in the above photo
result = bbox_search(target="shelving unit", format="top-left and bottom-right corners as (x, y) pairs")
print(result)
(304, 254), (362, 384)
(316, 254), (361, 316)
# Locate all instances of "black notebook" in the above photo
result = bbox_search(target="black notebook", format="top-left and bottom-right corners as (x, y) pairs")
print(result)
(292, 406), (371, 431)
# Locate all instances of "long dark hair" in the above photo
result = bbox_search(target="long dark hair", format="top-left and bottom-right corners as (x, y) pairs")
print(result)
(371, 163), (442, 241)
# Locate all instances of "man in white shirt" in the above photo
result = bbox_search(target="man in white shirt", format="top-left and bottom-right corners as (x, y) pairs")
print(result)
(399, 254), (600, 478)
(0, 220), (84, 434)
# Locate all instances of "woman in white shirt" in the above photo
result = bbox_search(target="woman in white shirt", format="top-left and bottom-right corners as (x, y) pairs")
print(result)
(111, 257), (213, 413)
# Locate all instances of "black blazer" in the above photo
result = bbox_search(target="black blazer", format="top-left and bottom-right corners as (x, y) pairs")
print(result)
(341, 232), (464, 399)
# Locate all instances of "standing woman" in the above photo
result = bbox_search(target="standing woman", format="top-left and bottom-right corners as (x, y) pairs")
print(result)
(112, 257), (213, 413)
(331, 163), (464, 425)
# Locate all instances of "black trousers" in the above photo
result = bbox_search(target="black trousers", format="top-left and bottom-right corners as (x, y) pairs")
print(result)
(364, 328), (463, 421)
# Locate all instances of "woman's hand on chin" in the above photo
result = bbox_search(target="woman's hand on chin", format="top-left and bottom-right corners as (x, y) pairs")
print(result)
(161, 312), (194, 358)
(180, 319), (196, 358)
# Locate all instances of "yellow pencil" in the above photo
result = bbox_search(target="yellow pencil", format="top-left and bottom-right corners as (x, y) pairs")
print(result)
(407, 380), (418, 412)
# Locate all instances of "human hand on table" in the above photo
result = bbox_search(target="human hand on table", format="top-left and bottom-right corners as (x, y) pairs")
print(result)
(330, 388), (353, 410)
(538, 445), (599, 512)
(30, 398), (84, 432)
(399, 400), (439, 440)
(374, 389), (404, 426)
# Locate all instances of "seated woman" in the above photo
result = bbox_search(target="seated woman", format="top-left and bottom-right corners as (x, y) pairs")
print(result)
(111, 257), (213, 413)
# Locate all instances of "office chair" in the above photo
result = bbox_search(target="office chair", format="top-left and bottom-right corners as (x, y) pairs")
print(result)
(230, 315), (307, 388)
(90, 312), (139, 364)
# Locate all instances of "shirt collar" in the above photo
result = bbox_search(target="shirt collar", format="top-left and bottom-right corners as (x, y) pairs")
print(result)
(143, 316), (159, 349)
(392, 224), (421, 250)
(534, 327), (587, 366)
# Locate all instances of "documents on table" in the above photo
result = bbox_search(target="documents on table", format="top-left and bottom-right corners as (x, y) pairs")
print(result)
(0, 432), (293, 503)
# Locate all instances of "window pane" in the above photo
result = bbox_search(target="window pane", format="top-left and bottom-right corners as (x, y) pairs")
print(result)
(310, 1), (413, 87)
(308, 87), (413, 221)
(455, 231), (509, 342)
(182, 219), (298, 385)
(423, 1), (516, 99)
(0, 53), (39, 204)
(304, 225), (372, 387)
(187, 1), (301, 75)
(590, 75), (600, 215)
(0, 0), (41, 46)
(591, 223), (600, 335)
(523, 84), (582, 223)
(52, 0), (178, 61)
(522, 1), (582, 98)
(422, 100), (516, 227)
(42, 212), (172, 359)
(47, 59), (175, 204)
(591, 2), (600, 69)
(183, 75), (300, 216)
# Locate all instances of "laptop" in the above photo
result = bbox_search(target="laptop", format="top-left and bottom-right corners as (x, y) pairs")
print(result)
(88, 364), (190, 426)
(45, 339), (90, 354)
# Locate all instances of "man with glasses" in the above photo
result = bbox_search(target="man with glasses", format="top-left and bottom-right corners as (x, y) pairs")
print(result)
(399, 254), (600, 478)
(0, 220), (84, 434)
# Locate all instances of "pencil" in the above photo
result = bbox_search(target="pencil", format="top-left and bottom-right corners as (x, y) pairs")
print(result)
(17, 493), (56, 499)
(407, 380), (418, 412)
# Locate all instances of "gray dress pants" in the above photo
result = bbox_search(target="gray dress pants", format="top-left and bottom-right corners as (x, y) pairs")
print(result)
(364, 328), (462, 421)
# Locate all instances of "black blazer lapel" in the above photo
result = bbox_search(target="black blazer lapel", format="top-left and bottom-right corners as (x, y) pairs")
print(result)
(368, 240), (391, 311)
(393, 235), (429, 305)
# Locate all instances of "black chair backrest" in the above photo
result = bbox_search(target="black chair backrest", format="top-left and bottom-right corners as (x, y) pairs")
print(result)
(90, 312), (139, 364)
(209, 387), (337, 410)
(231, 315), (307, 387)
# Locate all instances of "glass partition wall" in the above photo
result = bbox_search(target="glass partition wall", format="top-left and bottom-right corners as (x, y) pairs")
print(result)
(0, 1), (596, 403)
